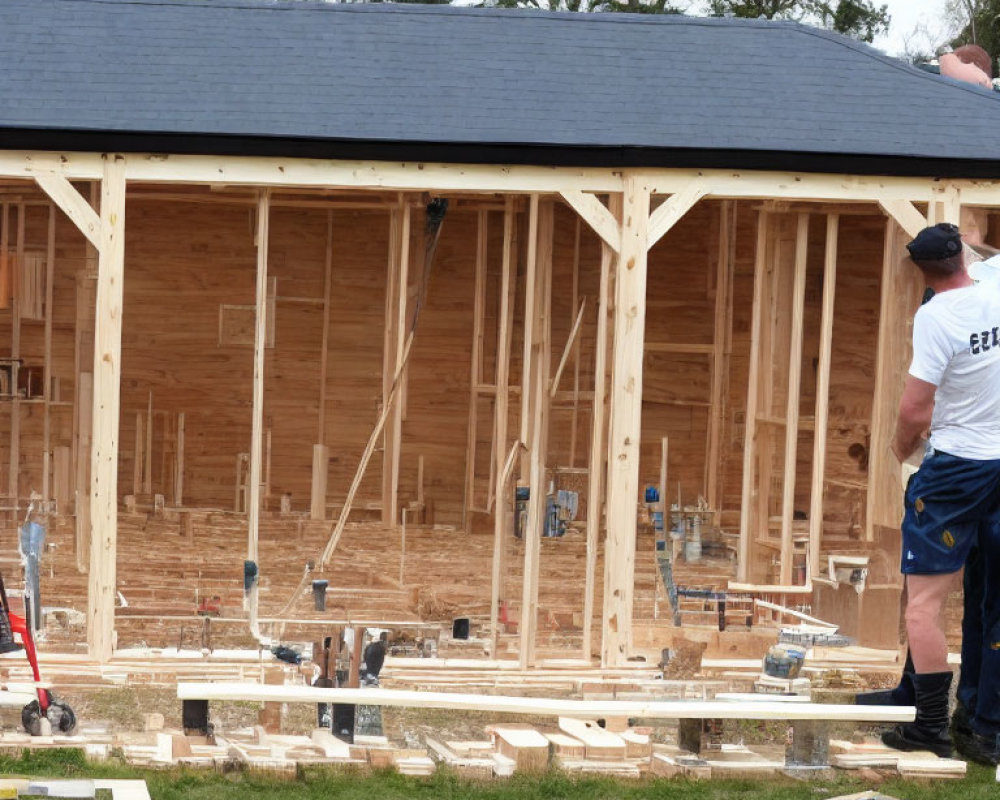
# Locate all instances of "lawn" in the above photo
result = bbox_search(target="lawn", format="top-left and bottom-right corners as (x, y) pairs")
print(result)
(1, 749), (995, 800)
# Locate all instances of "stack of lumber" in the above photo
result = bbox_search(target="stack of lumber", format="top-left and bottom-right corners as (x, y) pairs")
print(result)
(829, 738), (967, 779)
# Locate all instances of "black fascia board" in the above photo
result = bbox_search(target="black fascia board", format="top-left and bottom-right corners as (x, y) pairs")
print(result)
(2, 127), (999, 182)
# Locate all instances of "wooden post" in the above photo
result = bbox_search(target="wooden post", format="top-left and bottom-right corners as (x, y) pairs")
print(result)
(808, 215), (839, 578)
(311, 444), (329, 521)
(778, 214), (809, 586)
(569, 217), (582, 467)
(463, 211), (488, 525)
(582, 193), (620, 662)
(248, 190), (270, 565)
(489, 198), (517, 654)
(87, 154), (126, 662)
(519, 200), (553, 670)
(602, 174), (651, 667)
(737, 212), (770, 583)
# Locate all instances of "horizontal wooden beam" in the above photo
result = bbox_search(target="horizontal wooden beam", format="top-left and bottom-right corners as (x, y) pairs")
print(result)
(177, 683), (914, 722)
(34, 173), (102, 248)
(559, 190), (620, 253)
(126, 155), (622, 193)
(0, 152), (104, 180)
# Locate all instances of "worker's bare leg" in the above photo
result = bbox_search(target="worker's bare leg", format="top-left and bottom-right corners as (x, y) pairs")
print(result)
(905, 572), (959, 672)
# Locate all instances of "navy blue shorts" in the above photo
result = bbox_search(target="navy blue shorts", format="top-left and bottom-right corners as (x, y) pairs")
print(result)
(901, 450), (1000, 575)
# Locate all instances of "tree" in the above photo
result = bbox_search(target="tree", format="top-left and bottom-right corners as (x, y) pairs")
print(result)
(707, 0), (889, 42)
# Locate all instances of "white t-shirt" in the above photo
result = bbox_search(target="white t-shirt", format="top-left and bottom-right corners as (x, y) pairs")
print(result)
(908, 282), (1000, 459)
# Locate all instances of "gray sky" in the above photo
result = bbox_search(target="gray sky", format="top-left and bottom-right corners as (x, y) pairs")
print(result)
(873, 0), (950, 57)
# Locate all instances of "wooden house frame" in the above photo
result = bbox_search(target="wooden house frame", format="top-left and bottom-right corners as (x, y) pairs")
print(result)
(6, 2), (1000, 667)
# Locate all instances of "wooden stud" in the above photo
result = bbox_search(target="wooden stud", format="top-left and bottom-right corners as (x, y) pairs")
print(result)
(865, 221), (921, 541)
(144, 392), (153, 495)
(705, 201), (736, 512)
(518, 196), (540, 483)
(75, 371), (92, 573)
(519, 200), (554, 670)
(247, 189), (270, 564)
(132, 412), (143, 496)
(602, 174), (652, 667)
(489, 198), (517, 653)
(737, 212), (770, 583)
(174, 412), (184, 506)
(549, 299), (586, 398)
(582, 193), (621, 661)
(659, 437), (668, 528)
(87, 154), (126, 662)
(778, 214), (809, 586)
(808, 215), (839, 578)
(463, 210), (488, 525)
(317, 210), (333, 444)
(42, 204), (55, 504)
(569, 218), (582, 467)
(381, 205), (402, 525)
(311, 444), (329, 521)
(53, 446), (71, 515)
(9, 204), (23, 513)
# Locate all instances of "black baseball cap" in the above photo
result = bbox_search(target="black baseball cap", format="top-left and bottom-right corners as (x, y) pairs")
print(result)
(906, 223), (963, 261)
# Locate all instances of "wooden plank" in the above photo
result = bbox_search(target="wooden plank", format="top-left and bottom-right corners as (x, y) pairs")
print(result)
(9, 204), (22, 512)
(520, 200), (554, 669)
(178, 684), (915, 722)
(132, 412), (143, 496)
(144, 392), (152, 495)
(386, 202), (411, 527)
(644, 342), (715, 355)
(603, 174), (650, 667)
(558, 718), (626, 760)
(559, 190), (620, 253)
(569, 217), (582, 467)
(778, 213), (809, 586)
(583, 192), (620, 662)
(808, 215), (839, 578)
(310, 445), (329, 521)
(489, 198), (517, 654)
(53, 446), (71, 515)
(463, 210), (487, 525)
(87, 154), (126, 662)
(737, 212), (770, 583)
(33, 173), (102, 247)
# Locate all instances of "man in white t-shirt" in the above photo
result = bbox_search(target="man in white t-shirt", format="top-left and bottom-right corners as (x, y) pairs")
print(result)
(881, 223), (1000, 762)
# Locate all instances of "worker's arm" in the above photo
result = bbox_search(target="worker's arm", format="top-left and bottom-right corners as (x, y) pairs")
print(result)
(891, 376), (936, 462)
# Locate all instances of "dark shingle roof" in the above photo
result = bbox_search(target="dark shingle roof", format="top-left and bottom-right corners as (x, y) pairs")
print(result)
(3, 0), (1000, 174)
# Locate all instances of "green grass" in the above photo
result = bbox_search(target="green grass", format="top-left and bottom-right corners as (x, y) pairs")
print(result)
(0, 749), (993, 800)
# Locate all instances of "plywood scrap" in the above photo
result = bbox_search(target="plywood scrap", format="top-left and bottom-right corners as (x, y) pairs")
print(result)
(424, 738), (494, 779)
(488, 724), (549, 772)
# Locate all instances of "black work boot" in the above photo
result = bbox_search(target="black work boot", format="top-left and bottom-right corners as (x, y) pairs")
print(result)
(882, 671), (953, 758)
(856, 649), (914, 705)
(955, 728), (1000, 766)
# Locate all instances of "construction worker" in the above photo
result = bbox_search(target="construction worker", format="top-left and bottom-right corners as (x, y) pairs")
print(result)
(879, 223), (1000, 762)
